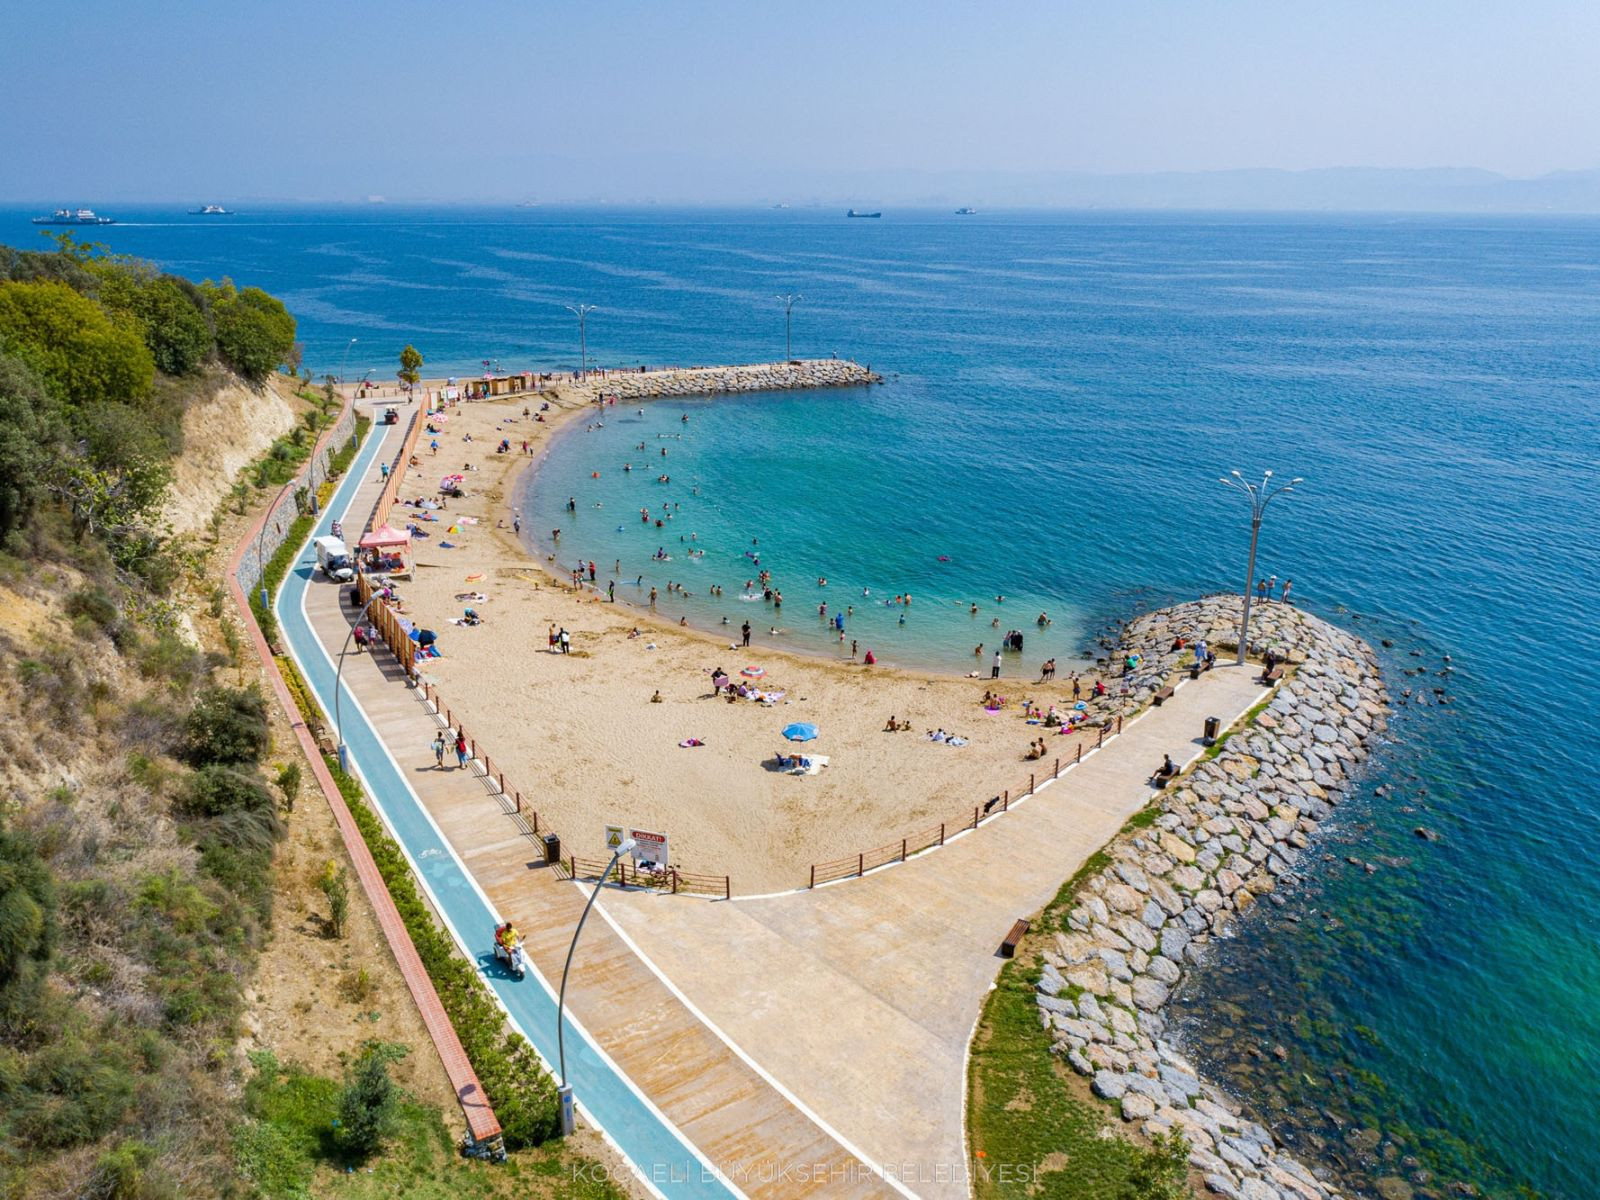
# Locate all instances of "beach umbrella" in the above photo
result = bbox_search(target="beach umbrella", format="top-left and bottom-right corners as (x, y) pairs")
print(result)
(782, 722), (819, 742)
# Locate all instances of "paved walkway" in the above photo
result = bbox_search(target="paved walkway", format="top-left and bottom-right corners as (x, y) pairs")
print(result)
(600, 665), (1268, 1200)
(286, 400), (1267, 1200)
(284, 409), (892, 1200)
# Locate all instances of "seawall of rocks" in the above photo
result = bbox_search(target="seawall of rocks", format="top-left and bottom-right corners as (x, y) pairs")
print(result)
(1034, 595), (1387, 1200)
(565, 358), (879, 401)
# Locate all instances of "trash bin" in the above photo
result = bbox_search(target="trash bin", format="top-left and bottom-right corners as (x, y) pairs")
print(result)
(542, 833), (561, 864)
(1203, 716), (1221, 745)
(1190, 662), (1201, 680)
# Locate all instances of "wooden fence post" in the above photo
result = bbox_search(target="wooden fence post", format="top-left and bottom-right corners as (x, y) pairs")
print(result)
(810, 864), (816, 889)
(858, 853), (864, 878)
(901, 838), (908, 862)
(939, 823), (946, 846)
(723, 876), (730, 901)
(1053, 757), (1059, 778)
(1030, 772), (1035, 794)
(1076, 743), (1083, 765)
(972, 806), (979, 830)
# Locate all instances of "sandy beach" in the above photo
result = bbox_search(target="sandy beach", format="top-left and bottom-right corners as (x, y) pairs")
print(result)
(388, 380), (1121, 894)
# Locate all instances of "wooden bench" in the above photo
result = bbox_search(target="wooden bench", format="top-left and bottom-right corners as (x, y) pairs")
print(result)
(1152, 685), (1176, 706)
(1261, 665), (1284, 684)
(999, 918), (1030, 958)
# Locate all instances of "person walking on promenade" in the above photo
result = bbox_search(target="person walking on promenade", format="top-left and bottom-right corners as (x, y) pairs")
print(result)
(432, 732), (446, 769)
(454, 730), (469, 770)
(992, 650), (1002, 679)
(1282, 578), (1293, 604)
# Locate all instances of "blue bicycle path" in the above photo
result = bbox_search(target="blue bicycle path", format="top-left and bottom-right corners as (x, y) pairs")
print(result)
(276, 419), (737, 1199)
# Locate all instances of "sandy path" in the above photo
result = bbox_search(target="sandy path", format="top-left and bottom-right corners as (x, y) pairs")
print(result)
(392, 387), (1121, 894)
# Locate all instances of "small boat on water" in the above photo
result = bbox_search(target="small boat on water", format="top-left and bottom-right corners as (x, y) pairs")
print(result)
(955, 207), (978, 215)
(190, 204), (232, 215)
(32, 207), (115, 226)
(847, 209), (882, 218)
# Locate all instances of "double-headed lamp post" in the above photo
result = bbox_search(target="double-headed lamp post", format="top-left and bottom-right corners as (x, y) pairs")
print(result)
(1218, 469), (1301, 666)
(556, 836), (635, 1136)
(339, 337), (358, 385)
(334, 580), (383, 773)
(775, 293), (801, 361)
(565, 304), (596, 379)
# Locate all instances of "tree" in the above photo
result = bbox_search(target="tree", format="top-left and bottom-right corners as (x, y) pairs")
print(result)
(207, 281), (296, 381)
(0, 354), (67, 541)
(320, 862), (350, 938)
(0, 280), (154, 410)
(336, 1043), (405, 1156)
(397, 344), (423, 394)
(136, 277), (213, 376)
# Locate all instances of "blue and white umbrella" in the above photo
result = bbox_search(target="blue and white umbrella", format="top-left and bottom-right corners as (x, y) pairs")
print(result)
(782, 722), (819, 742)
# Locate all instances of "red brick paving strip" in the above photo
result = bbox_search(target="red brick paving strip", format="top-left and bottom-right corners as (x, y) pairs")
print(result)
(225, 397), (502, 1147)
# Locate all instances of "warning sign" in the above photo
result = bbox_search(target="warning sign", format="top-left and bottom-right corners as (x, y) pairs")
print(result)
(629, 828), (669, 868)
(604, 825), (625, 853)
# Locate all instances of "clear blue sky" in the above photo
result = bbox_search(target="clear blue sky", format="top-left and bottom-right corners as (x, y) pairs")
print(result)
(4, 0), (1596, 202)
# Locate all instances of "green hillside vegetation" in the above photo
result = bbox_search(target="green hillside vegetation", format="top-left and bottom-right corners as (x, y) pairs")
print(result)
(0, 235), (306, 1195)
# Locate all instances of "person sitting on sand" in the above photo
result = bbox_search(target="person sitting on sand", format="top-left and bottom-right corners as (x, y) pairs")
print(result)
(884, 715), (899, 732)
(650, 690), (663, 703)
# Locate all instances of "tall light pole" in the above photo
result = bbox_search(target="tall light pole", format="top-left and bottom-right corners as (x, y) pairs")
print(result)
(555, 836), (635, 1137)
(339, 337), (358, 385)
(334, 582), (383, 773)
(775, 293), (801, 362)
(1218, 469), (1301, 666)
(565, 304), (596, 379)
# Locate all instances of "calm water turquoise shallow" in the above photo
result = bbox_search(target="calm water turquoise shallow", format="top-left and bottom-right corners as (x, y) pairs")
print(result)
(7, 205), (1596, 1198)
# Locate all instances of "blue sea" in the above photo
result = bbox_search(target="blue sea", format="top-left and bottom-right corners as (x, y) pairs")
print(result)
(7, 204), (1595, 1198)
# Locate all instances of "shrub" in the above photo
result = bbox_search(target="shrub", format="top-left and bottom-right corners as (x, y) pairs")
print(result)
(179, 765), (275, 820)
(319, 862), (349, 939)
(335, 1042), (404, 1157)
(0, 825), (56, 988)
(274, 762), (301, 812)
(0, 354), (67, 540)
(181, 686), (269, 766)
(65, 584), (119, 635)
(135, 277), (212, 377)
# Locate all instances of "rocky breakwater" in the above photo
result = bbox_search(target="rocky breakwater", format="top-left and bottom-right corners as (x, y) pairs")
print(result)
(570, 358), (879, 401)
(1035, 596), (1387, 1200)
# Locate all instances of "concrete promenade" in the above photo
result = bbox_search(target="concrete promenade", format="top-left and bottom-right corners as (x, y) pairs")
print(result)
(599, 665), (1268, 1200)
(292, 399), (1267, 1199)
(291, 409), (892, 1199)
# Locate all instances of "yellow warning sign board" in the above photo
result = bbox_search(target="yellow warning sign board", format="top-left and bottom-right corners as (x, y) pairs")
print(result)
(604, 825), (625, 852)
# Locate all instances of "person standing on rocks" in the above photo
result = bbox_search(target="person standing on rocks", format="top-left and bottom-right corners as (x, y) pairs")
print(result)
(1282, 578), (1293, 604)
(1267, 573), (1277, 602)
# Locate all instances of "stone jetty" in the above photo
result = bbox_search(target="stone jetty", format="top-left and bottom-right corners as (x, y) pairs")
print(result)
(562, 358), (879, 402)
(1034, 595), (1387, 1200)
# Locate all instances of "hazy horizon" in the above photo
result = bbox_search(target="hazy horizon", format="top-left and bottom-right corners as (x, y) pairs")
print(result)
(6, 1), (1598, 211)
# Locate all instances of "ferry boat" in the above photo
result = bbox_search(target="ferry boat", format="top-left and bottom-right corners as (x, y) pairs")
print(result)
(846, 209), (882, 218)
(190, 204), (232, 215)
(955, 207), (978, 215)
(32, 207), (116, 225)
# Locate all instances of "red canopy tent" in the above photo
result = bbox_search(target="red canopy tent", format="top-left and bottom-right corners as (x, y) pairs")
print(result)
(359, 524), (412, 576)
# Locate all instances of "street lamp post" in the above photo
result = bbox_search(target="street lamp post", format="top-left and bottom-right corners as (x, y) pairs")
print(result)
(334, 581), (383, 773)
(775, 294), (802, 362)
(555, 836), (636, 1137)
(339, 337), (358, 385)
(565, 304), (596, 379)
(1218, 469), (1302, 666)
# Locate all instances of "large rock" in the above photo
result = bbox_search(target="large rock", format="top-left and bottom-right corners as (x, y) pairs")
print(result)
(1131, 977), (1171, 1011)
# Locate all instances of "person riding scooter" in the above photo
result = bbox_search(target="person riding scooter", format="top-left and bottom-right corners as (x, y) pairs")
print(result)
(493, 922), (526, 978)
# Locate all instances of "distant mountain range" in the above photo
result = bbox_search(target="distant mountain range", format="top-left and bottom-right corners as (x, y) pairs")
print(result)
(742, 166), (1600, 214)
